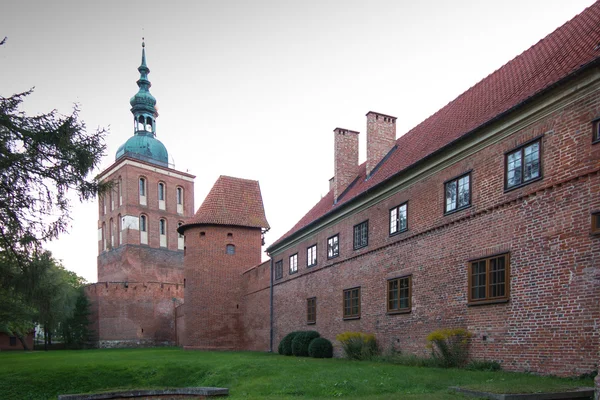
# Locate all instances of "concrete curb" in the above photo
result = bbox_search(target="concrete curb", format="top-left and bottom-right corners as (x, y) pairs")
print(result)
(57, 387), (229, 399)
(451, 387), (594, 400)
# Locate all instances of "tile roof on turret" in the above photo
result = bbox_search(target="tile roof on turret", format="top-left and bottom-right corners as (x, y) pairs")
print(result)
(268, 1), (600, 251)
(178, 175), (269, 233)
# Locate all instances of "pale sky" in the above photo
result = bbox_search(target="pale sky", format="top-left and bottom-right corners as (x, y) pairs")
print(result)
(1, 0), (596, 283)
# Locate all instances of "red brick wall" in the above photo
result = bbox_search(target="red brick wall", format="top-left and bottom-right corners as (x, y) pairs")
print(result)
(98, 245), (184, 283)
(85, 282), (183, 348)
(240, 260), (271, 351)
(183, 225), (262, 350)
(268, 81), (600, 375)
(0, 332), (33, 351)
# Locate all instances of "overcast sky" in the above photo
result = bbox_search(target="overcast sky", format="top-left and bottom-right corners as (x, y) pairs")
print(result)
(1, 0), (595, 283)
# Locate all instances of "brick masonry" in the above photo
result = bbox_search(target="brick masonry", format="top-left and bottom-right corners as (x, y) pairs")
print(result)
(264, 76), (600, 376)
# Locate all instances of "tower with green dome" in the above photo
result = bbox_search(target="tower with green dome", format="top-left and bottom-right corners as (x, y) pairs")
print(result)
(115, 40), (169, 167)
(91, 41), (195, 348)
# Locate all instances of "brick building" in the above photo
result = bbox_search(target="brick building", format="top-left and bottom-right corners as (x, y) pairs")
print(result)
(87, 41), (195, 348)
(261, 3), (600, 377)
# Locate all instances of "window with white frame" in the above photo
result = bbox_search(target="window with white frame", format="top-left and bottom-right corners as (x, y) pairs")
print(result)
(389, 202), (407, 235)
(307, 244), (317, 267)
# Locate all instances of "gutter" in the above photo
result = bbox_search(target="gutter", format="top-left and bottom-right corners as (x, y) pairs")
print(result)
(269, 258), (274, 353)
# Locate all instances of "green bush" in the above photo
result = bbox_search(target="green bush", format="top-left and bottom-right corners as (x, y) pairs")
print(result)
(466, 359), (502, 371)
(308, 337), (333, 358)
(336, 332), (379, 360)
(279, 331), (301, 356)
(426, 328), (472, 368)
(291, 331), (320, 357)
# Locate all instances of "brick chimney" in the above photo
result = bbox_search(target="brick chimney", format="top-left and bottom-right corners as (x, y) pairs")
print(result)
(333, 128), (359, 202)
(366, 111), (397, 177)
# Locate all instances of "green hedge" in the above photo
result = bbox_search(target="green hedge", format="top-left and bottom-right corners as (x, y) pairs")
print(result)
(292, 331), (320, 357)
(279, 331), (301, 356)
(308, 337), (333, 358)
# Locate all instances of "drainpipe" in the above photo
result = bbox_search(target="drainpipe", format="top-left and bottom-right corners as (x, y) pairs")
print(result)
(269, 257), (274, 353)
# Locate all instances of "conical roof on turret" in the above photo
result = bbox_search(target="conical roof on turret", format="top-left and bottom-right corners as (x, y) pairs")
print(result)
(178, 176), (270, 233)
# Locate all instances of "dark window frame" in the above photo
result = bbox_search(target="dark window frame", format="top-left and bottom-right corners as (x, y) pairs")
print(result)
(343, 286), (361, 320)
(158, 182), (165, 201)
(289, 253), (298, 275)
(468, 253), (510, 305)
(444, 172), (472, 214)
(353, 221), (369, 250)
(593, 117), (600, 144)
(307, 244), (317, 267)
(389, 202), (408, 236)
(592, 212), (600, 235)
(274, 260), (283, 280)
(9, 336), (16, 346)
(387, 275), (412, 314)
(307, 297), (316, 324)
(327, 234), (339, 259)
(504, 137), (543, 191)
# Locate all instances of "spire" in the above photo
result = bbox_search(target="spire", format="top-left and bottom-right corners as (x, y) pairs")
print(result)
(130, 38), (158, 137)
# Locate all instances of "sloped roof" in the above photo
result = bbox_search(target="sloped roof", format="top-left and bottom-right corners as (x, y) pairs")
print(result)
(269, 2), (600, 251)
(179, 175), (270, 232)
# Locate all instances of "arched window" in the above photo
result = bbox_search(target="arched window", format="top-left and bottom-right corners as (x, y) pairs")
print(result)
(176, 187), (183, 214)
(102, 222), (106, 251)
(118, 177), (123, 206)
(158, 182), (166, 210)
(109, 218), (114, 248)
(159, 218), (167, 248)
(139, 214), (148, 245)
(117, 213), (122, 245)
(139, 177), (147, 206)
(226, 244), (235, 255)
(177, 222), (184, 250)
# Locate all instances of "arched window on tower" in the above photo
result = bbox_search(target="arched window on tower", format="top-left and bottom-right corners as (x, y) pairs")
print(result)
(118, 177), (123, 206)
(158, 182), (165, 210)
(102, 222), (106, 252)
(176, 187), (183, 215)
(177, 221), (184, 250)
(140, 214), (148, 245)
(146, 116), (153, 133)
(139, 177), (147, 206)
(118, 213), (122, 245)
(137, 115), (145, 132)
(226, 244), (235, 255)
(159, 218), (167, 248)
(109, 218), (114, 249)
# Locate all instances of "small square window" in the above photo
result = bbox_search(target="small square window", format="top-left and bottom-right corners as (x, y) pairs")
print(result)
(327, 234), (339, 259)
(307, 244), (317, 267)
(289, 253), (298, 274)
(505, 139), (542, 190)
(387, 275), (411, 313)
(226, 244), (235, 255)
(353, 221), (368, 250)
(343, 287), (361, 319)
(593, 119), (600, 144)
(445, 173), (471, 214)
(9, 336), (16, 346)
(468, 253), (510, 304)
(307, 297), (316, 324)
(592, 212), (600, 235)
(275, 260), (283, 280)
(390, 203), (408, 235)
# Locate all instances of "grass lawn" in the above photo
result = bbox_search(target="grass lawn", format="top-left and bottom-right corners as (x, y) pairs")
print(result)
(0, 348), (593, 400)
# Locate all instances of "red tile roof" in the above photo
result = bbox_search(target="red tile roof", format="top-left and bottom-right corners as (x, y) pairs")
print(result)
(180, 175), (270, 231)
(269, 2), (600, 250)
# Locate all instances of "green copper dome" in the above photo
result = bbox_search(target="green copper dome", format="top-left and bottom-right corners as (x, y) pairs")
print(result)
(116, 41), (168, 167)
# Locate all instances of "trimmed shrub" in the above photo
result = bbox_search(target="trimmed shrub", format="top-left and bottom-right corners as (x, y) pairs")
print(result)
(279, 331), (301, 356)
(336, 332), (379, 360)
(426, 328), (472, 368)
(291, 330), (320, 357)
(308, 337), (333, 358)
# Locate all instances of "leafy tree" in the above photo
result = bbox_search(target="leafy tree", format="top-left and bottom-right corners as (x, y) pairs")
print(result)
(62, 288), (93, 349)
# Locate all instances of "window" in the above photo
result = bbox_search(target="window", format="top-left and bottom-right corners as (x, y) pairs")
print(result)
(327, 234), (339, 259)
(307, 297), (316, 324)
(468, 253), (510, 304)
(140, 215), (147, 232)
(226, 244), (235, 254)
(387, 276), (411, 313)
(353, 221), (368, 250)
(307, 244), (317, 267)
(159, 219), (167, 247)
(343, 287), (361, 319)
(445, 173), (470, 213)
(139, 215), (148, 245)
(9, 336), (16, 346)
(159, 219), (166, 235)
(505, 139), (541, 190)
(158, 182), (165, 201)
(177, 187), (183, 204)
(275, 260), (283, 280)
(593, 118), (600, 144)
(390, 202), (407, 235)
(139, 178), (146, 196)
(592, 212), (600, 235)
(289, 253), (298, 274)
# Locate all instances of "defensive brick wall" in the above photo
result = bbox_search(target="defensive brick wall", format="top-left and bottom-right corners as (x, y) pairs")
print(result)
(268, 74), (600, 376)
(85, 281), (183, 348)
(98, 245), (184, 283)
(240, 260), (271, 351)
